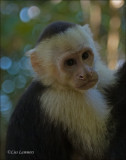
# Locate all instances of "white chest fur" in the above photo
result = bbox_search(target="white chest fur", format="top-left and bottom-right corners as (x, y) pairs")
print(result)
(41, 88), (109, 157)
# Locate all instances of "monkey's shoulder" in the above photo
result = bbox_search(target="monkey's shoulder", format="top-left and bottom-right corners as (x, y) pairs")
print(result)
(105, 62), (126, 160)
(9, 81), (46, 126)
(104, 62), (126, 134)
(6, 81), (72, 160)
(104, 62), (126, 104)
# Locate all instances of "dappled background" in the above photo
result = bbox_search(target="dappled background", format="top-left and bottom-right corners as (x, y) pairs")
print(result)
(0, 0), (125, 159)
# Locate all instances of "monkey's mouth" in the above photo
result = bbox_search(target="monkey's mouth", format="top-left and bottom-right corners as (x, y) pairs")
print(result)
(77, 79), (98, 90)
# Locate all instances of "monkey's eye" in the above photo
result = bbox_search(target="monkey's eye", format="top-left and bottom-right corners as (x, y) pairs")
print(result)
(82, 51), (89, 60)
(65, 59), (76, 66)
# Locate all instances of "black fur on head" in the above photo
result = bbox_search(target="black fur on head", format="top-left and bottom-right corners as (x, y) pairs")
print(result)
(36, 21), (76, 45)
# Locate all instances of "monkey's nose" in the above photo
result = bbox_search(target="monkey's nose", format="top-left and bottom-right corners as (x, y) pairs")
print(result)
(79, 74), (87, 80)
(78, 71), (92, 80)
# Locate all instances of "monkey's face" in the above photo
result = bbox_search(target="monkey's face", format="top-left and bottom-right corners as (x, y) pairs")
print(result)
(57, 48), (98, 91)
(29, 23), (99, 91)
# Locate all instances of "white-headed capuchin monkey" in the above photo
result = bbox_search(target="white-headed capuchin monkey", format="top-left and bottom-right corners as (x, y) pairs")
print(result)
(6, 21), (126, 160)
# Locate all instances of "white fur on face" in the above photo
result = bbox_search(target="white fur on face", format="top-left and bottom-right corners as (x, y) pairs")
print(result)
(27, 25), (101, 86)
(28, 24), (115, 88)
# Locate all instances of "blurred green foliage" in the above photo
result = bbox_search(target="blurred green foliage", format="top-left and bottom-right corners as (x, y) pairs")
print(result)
(0, 1), (125, 160)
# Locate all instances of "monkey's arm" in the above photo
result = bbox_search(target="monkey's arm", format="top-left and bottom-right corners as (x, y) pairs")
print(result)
(6, 81), (72, 160)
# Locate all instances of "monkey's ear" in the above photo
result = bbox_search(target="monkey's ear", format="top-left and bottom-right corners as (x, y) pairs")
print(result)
(26, 49), (42, 75)
(82, 24), (93, 37)
(26, 48), (36, 56)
